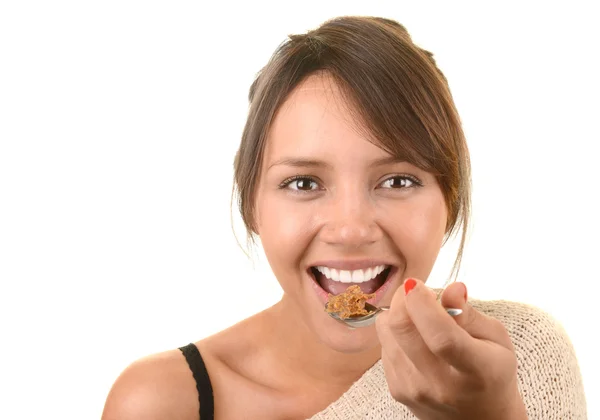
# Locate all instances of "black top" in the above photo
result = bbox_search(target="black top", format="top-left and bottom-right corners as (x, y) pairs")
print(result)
(179, 343), (214, 420)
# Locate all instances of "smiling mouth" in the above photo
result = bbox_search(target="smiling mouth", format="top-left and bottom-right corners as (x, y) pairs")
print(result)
(309, 265), (394, 295)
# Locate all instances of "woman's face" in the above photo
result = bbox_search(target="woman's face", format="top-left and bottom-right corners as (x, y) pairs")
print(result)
(255, 73), (448, 352)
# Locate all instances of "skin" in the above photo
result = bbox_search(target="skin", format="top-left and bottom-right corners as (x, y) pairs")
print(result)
(102, 73), (526, 420)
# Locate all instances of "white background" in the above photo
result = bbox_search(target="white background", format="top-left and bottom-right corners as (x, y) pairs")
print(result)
(1, 1), (598, 419)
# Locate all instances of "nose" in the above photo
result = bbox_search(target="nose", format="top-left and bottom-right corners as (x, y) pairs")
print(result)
(318, 190), (383, 248)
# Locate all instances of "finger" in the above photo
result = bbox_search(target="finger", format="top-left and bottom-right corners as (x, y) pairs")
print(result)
(404, 278), (481, 372)
(382, 280), (441, 370)
(440, 283), (513, 350)
(380, 341), (421, 405)
(376, 310), (423, 399)
(375, 310), (417, 371)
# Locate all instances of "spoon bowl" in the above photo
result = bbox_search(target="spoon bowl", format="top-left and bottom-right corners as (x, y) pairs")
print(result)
(326, 302), (463, 328)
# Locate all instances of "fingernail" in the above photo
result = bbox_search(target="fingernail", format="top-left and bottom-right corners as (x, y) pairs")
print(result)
(404, 278), (417, 295)
(460, 282), (469, 302)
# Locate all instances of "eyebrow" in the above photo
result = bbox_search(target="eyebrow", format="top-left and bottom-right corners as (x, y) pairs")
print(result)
(369, 156), (407, 167)
(268, 158), (331, 170)
(267, 155), (407, 171)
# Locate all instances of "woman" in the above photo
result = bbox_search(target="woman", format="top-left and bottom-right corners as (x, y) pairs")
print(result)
(102, 16), (586, 419)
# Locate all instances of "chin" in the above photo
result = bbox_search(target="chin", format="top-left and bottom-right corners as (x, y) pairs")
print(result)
(313, 319), (382, 354)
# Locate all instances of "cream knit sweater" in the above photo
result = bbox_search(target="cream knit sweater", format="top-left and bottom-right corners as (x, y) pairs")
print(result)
(310, 298), (587, 419)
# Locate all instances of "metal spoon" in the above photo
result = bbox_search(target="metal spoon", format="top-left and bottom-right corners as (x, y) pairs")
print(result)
(326, 302), (463, 328)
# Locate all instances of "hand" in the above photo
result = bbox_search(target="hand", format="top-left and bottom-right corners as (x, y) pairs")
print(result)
(375, 279), (527, 420)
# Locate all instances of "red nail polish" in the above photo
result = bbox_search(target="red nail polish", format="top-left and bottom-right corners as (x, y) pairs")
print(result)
(404, 278), (417, 295)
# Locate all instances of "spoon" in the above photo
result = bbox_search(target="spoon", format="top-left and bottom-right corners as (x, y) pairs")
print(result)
(326, 302), (463, 328)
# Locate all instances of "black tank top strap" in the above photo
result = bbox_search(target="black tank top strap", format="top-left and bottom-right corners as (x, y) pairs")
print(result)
(179, 343), (215, 420)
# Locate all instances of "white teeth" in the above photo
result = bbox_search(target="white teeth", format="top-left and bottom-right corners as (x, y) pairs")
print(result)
(316, 265), (388, 283)
(352, 270), (365, 282)
(340, 270), (352, 282)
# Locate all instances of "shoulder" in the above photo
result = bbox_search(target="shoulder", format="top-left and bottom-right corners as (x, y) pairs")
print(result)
(470, 298), (588, 419)
(470, 298), (578, 369)
(101, 346), (199, 420)
(470, 298), (574, 351)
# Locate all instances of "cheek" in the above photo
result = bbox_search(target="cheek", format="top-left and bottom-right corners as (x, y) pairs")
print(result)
(414, 196), (447, 245)
(255, 192), (316, 278)
(384, 191), (448, 270)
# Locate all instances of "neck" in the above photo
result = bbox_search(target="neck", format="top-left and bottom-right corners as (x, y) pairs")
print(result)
(263, 295), (381, 388)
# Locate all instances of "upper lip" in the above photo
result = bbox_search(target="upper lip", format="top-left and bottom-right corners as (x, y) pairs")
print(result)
(308, 259), (396, 270)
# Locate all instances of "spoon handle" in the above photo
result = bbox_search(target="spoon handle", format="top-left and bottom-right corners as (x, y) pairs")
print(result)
(373, 305), (462, 317)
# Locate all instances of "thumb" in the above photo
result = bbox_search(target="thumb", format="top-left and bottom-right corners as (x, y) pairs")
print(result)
(440, 281), (468, 309)
(441, 283), (512, 349)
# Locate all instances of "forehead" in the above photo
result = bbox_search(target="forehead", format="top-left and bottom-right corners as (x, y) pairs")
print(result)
(265, 73), (383, 161)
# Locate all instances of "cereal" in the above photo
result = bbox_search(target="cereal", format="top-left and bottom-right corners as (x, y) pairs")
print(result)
(326, 285), (376, 319)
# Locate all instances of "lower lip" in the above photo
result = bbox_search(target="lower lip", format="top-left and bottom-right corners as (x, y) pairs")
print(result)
(308, 267), (399, 305)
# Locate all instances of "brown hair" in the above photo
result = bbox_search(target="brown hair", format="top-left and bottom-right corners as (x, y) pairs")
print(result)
(233, 16), (471, 283)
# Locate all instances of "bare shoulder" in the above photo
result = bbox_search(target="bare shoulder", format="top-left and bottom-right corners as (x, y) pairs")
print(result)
(101, 347), (199, 420)
(470, 298), (588, 419)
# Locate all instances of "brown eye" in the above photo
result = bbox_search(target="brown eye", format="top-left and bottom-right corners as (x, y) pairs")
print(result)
(283, 177), (320, 191)
(378, 175), (421, 189)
